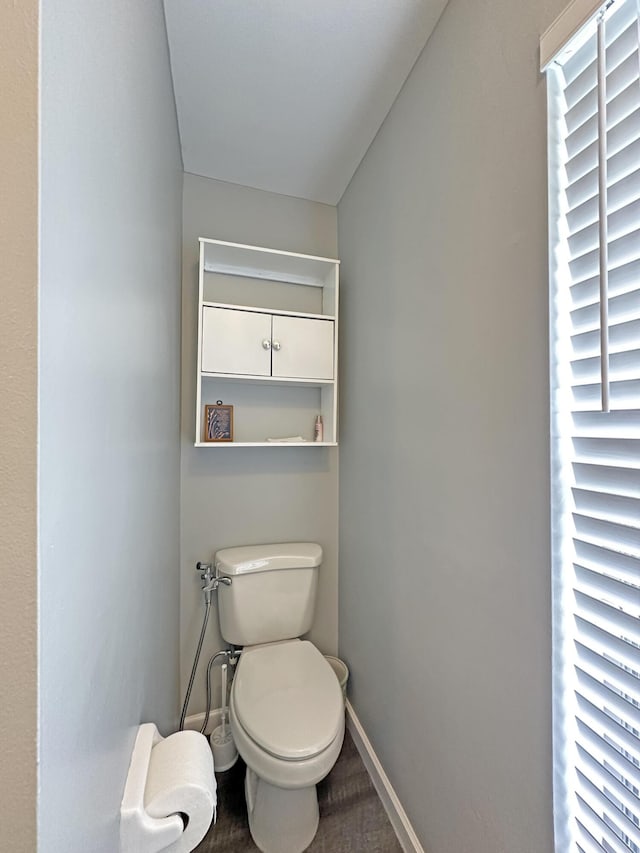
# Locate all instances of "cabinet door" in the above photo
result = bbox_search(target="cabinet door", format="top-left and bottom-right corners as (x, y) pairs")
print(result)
(271, 316), (334, 380)
(201, 307), (272, 376)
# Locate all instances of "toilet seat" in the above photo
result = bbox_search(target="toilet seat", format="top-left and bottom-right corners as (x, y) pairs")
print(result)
(232, 640), (343, 761)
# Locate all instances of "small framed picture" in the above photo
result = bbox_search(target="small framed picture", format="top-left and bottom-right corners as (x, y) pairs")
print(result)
(204, 402), (234, 442)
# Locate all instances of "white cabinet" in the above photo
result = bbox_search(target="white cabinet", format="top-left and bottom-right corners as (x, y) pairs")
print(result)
(195, 239), (339, 447)
(201, 307), (334, 381)
(201, 307), (271, 376)
(271, 315), (334, 381)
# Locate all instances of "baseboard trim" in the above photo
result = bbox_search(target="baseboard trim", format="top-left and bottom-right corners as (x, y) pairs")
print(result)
(346, 700), (425, 853)
(182, 709), (224, 736)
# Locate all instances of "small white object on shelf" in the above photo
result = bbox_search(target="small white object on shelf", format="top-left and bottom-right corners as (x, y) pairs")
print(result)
(266, 436), (307, 443)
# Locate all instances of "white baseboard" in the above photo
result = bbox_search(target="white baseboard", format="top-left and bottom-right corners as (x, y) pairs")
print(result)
(182, 709), (225, 737)
(346, 700), (425, 853)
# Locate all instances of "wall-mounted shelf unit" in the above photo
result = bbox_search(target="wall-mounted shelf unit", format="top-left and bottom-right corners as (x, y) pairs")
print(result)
(195, 238), (339, 447)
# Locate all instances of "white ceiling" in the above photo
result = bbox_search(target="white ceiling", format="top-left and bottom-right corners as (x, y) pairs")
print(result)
(163, 0), (448, 205)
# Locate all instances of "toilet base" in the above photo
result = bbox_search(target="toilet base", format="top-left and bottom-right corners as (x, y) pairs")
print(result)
(244, 766), (319, 853)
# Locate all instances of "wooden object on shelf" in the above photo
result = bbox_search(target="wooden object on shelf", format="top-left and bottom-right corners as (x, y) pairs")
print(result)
(203, 403), (234, 443)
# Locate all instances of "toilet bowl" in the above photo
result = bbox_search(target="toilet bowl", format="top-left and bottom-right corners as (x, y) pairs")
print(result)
(230, 639), (345, 853)
(214, 542), (344, 852)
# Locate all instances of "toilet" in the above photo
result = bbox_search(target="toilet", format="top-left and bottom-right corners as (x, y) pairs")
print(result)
(214, 543), (344, 853)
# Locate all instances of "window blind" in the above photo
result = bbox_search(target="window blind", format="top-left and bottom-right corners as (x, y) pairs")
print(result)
(547, 0), (640, 851)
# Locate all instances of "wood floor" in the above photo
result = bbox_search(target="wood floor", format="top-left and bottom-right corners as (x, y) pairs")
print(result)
(195, 729), (403, 853)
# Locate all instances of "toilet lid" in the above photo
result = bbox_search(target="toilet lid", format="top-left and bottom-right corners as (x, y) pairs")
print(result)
(233, 640), (344, 761)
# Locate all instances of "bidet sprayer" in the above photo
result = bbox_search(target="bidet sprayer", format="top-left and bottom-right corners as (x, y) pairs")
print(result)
(196, 561), (231, 604)
(197, 561), (213, 579)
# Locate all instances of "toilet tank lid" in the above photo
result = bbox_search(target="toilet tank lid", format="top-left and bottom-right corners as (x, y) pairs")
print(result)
(215, 542), (322, 576)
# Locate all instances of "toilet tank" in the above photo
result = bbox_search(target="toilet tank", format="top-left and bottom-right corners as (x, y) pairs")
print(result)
(214, 543), (322, 646)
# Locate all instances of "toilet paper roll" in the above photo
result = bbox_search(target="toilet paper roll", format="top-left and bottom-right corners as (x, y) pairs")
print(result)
(144, 730), (216, 853)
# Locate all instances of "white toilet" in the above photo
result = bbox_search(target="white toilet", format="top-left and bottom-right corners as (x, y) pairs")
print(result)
(214, 542), (345, 853)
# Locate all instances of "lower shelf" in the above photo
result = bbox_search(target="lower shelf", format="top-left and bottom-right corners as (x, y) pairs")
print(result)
(194, 441), (338, 448)
(197, 377), (336, 445)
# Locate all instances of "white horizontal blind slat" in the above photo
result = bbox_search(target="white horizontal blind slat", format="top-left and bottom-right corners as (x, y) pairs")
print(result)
(567, 53), (599, 103)
(573, 409), (640, 437)
(607, 55), (640, 111)
(571, 263), (640, 315)
(569, 378), (640, 409)
(572, 485), (640, 524)
(571, 320), (640, 360)
(570, 289), (640, 333)
(575, 692), (640, 761)
(609, 110), (640, 158)
(568, 88), (599, 136)
(548, 1), (640, 851)
(573, 435), (640, 465)
(571, 349), (640, 386)
(574, 539), (640, 584)
(575, 617), (640, 673)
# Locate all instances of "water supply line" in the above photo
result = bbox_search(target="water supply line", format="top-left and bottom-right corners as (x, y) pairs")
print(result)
(179, 562), (236, 734)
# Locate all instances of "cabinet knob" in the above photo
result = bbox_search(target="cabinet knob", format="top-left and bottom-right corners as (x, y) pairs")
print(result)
(262, 339), (272, 350)
(272, 340), (282, 351)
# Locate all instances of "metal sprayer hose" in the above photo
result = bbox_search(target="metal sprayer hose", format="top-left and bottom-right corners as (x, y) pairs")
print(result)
(179, 597), (211, 732)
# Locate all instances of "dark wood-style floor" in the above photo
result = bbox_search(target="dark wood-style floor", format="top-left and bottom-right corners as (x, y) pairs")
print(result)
(195, 729), (403, 852)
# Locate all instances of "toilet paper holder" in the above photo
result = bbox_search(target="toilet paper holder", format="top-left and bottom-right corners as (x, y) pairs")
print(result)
(120, 723), (216, 853)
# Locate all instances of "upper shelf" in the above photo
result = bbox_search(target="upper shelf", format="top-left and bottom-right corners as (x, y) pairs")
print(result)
(200, 238), (339, 287)
(201, 300), (335, 322)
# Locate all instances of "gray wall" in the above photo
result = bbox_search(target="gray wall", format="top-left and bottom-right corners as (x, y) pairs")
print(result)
(337, 0), (564, 850)
(38, 2), (182, 851)
(180, 173), (339, 714)
(0, 1), (38, 848)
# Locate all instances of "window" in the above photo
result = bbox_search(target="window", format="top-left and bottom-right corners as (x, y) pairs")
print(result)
(545, 0), (640, 851)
